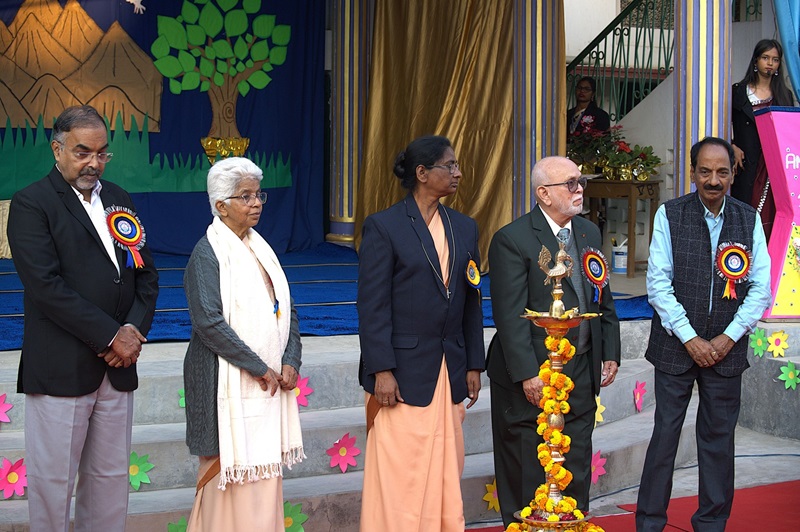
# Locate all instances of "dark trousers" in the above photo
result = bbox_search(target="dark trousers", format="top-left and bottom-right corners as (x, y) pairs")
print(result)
(635, 366), (741, 532)
(491, 378), (595, 527)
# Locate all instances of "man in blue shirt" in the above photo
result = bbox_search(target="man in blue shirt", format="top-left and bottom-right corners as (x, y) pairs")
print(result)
(635, 137), (771, 532)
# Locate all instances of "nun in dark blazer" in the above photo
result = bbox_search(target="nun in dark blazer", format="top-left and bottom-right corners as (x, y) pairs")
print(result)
(357, 135), (484, 531)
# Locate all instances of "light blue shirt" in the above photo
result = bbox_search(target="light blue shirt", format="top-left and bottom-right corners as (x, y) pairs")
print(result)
(646, 196), (771, 344)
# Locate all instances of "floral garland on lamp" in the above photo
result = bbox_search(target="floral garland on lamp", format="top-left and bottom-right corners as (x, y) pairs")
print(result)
(504, 336), (605, 532)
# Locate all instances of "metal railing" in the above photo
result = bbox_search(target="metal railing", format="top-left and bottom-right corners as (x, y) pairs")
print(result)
(566, 0), (675, 123)
(734, 0), (762, 22)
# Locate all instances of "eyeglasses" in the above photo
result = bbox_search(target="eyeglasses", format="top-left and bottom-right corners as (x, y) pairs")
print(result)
(225, 191), (268, 205)
(58, 142), (113, 163)
(426, 162), (460, 174)
(542, 176), (588, 193)
(576, 86), (593, 92)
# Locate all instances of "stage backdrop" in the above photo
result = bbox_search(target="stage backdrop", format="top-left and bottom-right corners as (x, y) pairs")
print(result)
(0, 0), (324, 255)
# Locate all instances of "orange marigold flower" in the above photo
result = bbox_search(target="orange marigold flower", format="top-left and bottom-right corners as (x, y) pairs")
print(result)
(545, 336), (560, 351)
(559, 401), (571, 414)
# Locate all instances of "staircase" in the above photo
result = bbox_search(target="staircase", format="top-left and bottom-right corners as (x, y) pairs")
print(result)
(0, 320), (714, 532)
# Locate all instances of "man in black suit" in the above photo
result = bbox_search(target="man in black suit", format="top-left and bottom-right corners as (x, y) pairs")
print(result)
(487, 156), (621, 526)
(7, 105), (159, 532)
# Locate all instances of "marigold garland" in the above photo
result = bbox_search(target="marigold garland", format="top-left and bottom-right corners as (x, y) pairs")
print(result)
(504, 336), (604, 532)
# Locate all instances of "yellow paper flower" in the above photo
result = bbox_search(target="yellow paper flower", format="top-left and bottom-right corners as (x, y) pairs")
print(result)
(595, 396), (606, 427)
(768, 330), (789, 358)
(483, 478), (500, 512)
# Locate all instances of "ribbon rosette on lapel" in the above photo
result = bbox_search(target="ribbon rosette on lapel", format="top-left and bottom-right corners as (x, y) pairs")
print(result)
(581, 247), (609, 303)
(105, 206), (147, 268)
(715, 242), (751, 299)
(465, 256), (482, 289)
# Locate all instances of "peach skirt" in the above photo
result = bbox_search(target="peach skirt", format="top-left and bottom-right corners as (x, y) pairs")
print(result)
(187, 455), (284, 532)
(360, 357), (467, 532)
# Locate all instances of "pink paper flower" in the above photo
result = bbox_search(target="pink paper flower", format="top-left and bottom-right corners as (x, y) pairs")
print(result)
(633, 381), (647, 413)
(294, 375), (314, 407)
(590, 450), (606, 484)
(0, 458), (27, 498)
(0, 394), (12, 423)
(326, 432), (361, 473)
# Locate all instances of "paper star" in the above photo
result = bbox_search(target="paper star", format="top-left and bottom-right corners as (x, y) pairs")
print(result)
(325, 432), (361, 473)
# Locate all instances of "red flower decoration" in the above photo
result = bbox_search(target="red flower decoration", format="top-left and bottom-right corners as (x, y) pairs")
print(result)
(294, 375), (314, 407)
(326, 432), (361, 473)
(0, 458), (27, 499)
(634, 381), (647, 413)
(590, 451), (607, 484)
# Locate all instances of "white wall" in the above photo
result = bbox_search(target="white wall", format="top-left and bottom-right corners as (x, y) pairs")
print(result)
(564, 0), (619, 60)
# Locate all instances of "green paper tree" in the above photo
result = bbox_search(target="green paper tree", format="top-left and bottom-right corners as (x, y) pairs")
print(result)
(151, 0), (291, 138)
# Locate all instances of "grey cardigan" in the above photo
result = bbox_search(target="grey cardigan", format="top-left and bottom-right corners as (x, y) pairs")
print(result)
(183, 235), (302, 456)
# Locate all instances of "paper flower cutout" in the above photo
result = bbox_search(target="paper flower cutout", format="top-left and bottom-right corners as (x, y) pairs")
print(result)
(178, 389), (185, 408)
(768, 330), (789, 358)
(779, 361), (800, 391)
(326, 432), (361, 473)
(483, 478), (500, 512)
(633, 381), (647, 412)
(283, 500), (309, 532)
(590, 450), (607, 484)
(594, 396), (606, 428)
(294, 375), (314, 407)
(0, 394), (13, 423)
(129, 451), (154, 490)
(749, 328), (768, 357)
(0, 458), (27, 499)
(167, 516), (188, 532)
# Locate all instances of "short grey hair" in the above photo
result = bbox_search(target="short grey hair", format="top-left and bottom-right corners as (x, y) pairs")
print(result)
(52, 105), (107, 145)
(207, 157), (263, 216)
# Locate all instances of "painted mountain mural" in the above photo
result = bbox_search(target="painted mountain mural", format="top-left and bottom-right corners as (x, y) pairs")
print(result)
(0, 0), (162, 131)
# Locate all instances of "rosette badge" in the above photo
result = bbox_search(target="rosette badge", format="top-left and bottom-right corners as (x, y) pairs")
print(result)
(105, 206), (147, 268)
(465, 257), (482, 289)
(715, 242), (751, 299)
(581, 247), (609, 303)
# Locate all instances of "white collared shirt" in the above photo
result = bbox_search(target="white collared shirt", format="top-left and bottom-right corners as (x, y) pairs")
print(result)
(71, 180), (120, 274)
(540, 208), (574, 240)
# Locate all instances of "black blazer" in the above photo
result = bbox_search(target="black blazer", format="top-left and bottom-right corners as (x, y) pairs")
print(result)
(357, 196), (485, 407)
(8, 166), (159, 396)
(731, 82), (761, 202)
(567, 102), (611, 135)
(486, 206), (620, 411)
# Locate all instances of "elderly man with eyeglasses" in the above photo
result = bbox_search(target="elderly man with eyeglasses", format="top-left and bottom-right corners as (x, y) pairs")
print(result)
(486, 156), (621, 526)
(7, 105), (159, 531)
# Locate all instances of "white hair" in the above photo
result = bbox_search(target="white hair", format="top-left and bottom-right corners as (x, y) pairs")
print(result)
(207, 157), (263, 216)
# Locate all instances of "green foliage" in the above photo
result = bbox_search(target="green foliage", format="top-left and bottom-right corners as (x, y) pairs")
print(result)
(0, 113), (292, 199)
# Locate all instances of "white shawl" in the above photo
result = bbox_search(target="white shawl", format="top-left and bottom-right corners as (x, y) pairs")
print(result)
(206, 217), (304, 490)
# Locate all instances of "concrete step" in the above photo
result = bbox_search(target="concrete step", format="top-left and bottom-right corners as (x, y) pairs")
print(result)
(0, 388), (494, 495)
(0, 394), (698, 532)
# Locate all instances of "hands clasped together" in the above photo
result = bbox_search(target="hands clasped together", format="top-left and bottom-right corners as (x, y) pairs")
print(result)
(257, 365), (299, 396)
(522, 360), (619, 406)
(684, 334), (735, 368)
(98, 324), (146, 369)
